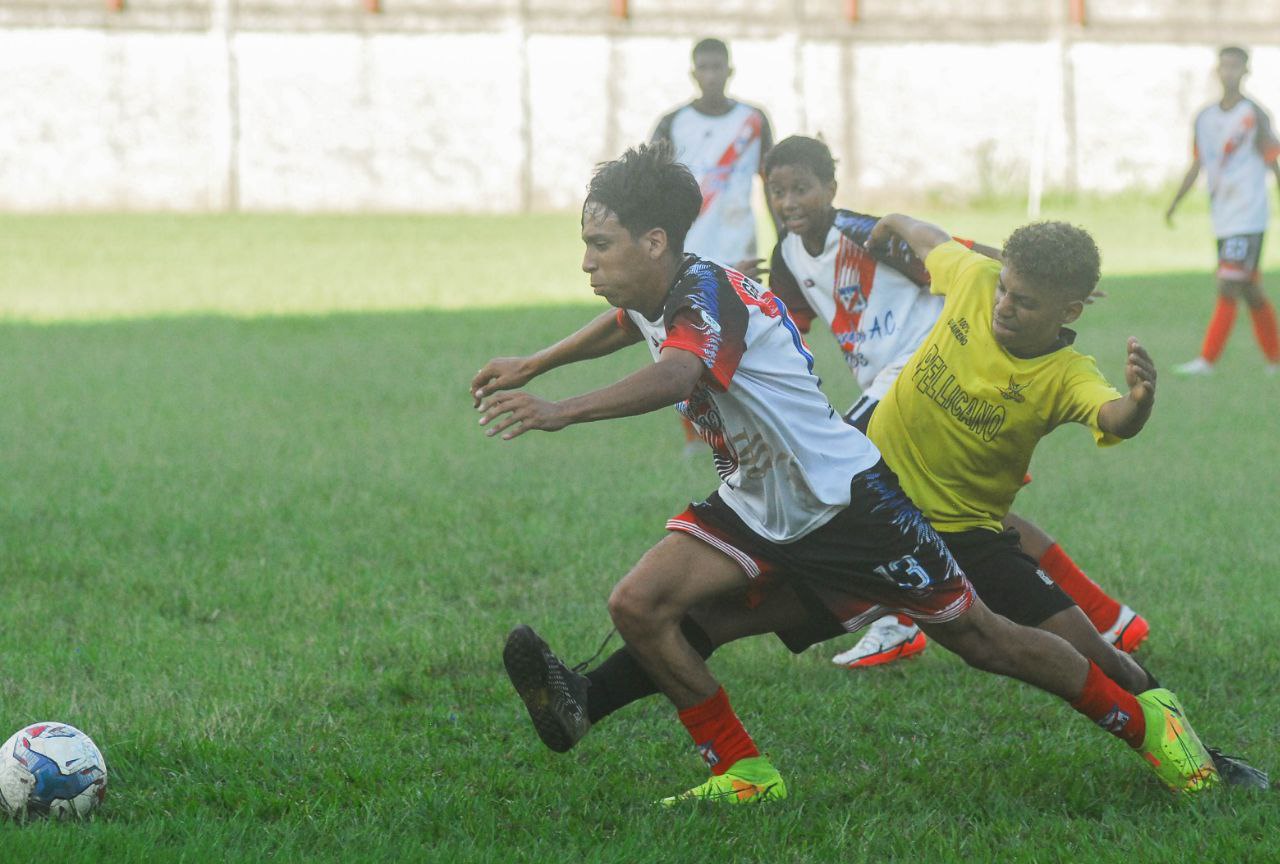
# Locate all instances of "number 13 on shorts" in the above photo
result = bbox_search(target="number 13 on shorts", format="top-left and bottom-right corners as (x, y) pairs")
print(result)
(873, 555), (933, 590)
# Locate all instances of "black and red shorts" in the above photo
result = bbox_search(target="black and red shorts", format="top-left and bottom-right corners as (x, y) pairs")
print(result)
(1216, 233), (1265, 284)
(667, 461), (976, 651)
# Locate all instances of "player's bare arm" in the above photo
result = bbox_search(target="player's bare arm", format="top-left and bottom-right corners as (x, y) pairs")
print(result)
(1097, 337), (1157, 439)
(868, 214), (952, 261)
(1165, 161), (1200, 225)
(471, 310), (642, 407)
(477, 347), (703, 440)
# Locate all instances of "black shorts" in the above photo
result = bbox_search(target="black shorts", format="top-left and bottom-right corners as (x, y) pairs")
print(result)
(1216, 233), (1264, 283)
(773, 525), (1075, 653)
(668, 461), (977, 651)
(940, 527), (1075, 626)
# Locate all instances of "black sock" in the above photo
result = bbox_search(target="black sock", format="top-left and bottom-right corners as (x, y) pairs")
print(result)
(585, 617), (715, 724)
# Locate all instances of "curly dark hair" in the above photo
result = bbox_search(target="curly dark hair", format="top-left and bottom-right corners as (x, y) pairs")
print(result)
(764, 135), (837, 184)
(1001, 221), (1101, 302)
(584, 142), (703, 255)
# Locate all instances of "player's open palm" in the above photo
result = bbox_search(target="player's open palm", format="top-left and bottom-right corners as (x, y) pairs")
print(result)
(1123, 337), (1156, 405)
(478, 390), (569, 440)
(472, 357), (535, 407)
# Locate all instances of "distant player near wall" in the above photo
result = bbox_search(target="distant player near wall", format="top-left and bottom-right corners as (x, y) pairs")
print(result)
(651, 37), (776, 453)
(1167, 46), (1280, 375)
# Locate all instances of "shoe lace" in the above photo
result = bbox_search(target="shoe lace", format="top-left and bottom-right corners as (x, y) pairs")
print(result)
(571, 627), (618, 673)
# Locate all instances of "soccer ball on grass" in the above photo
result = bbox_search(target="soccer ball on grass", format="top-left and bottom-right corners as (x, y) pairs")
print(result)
(0, 722), (107, 819)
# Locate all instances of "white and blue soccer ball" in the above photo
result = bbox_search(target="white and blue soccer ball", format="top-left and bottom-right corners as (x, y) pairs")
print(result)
(0, 722), (107, 819)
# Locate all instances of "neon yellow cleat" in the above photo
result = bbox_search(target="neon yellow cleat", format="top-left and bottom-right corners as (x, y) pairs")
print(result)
(659, 756), (787, 806)
(1135, 688), (1219, 796)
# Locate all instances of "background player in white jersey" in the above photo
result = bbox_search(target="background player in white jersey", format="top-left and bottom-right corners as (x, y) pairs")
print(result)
(1166, 46), (1280, 375)
(651, 38), (774, 276)
(652, 38), (776, 454)
(763, 136), (1148, 668)
(475, 144), (1220, 802)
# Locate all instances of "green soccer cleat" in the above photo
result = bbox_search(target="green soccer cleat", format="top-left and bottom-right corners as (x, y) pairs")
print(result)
(659, 756), (787, 806)
(1135, 688), (1219, 796)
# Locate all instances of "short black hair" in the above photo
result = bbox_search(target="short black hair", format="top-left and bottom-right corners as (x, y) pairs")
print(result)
(765, 135), (837, 185)
(692, 38), (729, 61)
(1220, 45), (1249, 64)
(1001, 221), (1101, 303)
(585, 142), (702, 255)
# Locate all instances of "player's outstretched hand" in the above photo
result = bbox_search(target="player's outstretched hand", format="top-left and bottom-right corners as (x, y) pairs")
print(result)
(472, 357), (535, 408)
(1123, 337), (1156, 406)
(733, 258), (768, 280)
(477, 390), (569, 440)
(1084, 289), (1108, 306)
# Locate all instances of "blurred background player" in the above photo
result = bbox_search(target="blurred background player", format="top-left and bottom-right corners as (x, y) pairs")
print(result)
(762, 136), (1148, 669)
(1166, 45), (1280, 375)
(651, 37), (776, 453)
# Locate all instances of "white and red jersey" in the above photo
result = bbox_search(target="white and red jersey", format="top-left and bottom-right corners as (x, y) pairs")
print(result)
(617, 255), (880, 542)
(768, 210), (952, 402)
(652, 101), (772, 266)
(1193, 97), (1280, 237)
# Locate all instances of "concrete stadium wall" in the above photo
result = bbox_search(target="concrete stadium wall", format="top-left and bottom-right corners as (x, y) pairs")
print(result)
(1, 20), (1277, 212)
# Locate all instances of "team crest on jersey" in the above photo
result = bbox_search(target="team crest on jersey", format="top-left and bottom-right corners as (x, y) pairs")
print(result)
(837, 283), (865, 314)
(999, 376), (1028, 403)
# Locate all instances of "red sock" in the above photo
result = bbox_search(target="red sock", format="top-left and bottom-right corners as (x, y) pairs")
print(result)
(1249, 301), (1280, 362)
(1070, 661), (1146, 749)
(1201, 297), (1237, 362)
(678, 686), (759, 775)
(1039, 544), (1121, 632)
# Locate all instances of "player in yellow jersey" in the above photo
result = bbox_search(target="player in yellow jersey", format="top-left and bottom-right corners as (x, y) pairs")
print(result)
(859, 213), (1257, 788)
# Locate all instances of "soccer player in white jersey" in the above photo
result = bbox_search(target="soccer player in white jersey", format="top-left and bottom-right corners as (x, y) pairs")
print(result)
(762, 136), (1148, 668)
(652, 38), (775, 455)
(475, 143), (1221, 803)
(1167, 46), (1280, 375)
(651, 38), (774, 275)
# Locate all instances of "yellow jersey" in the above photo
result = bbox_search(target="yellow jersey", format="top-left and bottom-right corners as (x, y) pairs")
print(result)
(867, 241), (1123, 533)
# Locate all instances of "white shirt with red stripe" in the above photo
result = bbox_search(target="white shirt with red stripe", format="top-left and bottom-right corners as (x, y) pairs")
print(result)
(618, 256), (881, 542)
(772, 210), (946, 402)
(652, 102), (768, 266)
(1193, 98), (1280, 237)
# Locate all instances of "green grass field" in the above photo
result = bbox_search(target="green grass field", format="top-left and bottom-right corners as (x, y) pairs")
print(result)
(1, 199), (1277, 862)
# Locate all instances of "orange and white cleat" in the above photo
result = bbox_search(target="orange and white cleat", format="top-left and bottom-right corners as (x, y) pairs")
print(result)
(1102, 604), (1150, 654)
(831, 615), (926, 669)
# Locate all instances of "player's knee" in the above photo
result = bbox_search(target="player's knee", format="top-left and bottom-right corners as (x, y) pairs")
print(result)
(1217, 279), (1245, 299)
(607, 580), (658, 639)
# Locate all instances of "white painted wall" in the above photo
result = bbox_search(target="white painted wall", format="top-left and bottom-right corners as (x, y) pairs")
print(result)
(0, 26), (1275, 212)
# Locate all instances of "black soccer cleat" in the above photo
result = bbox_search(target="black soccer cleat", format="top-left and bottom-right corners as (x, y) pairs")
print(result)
(503, 625), (592, 753)
(1206, 747), (1270, 791)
